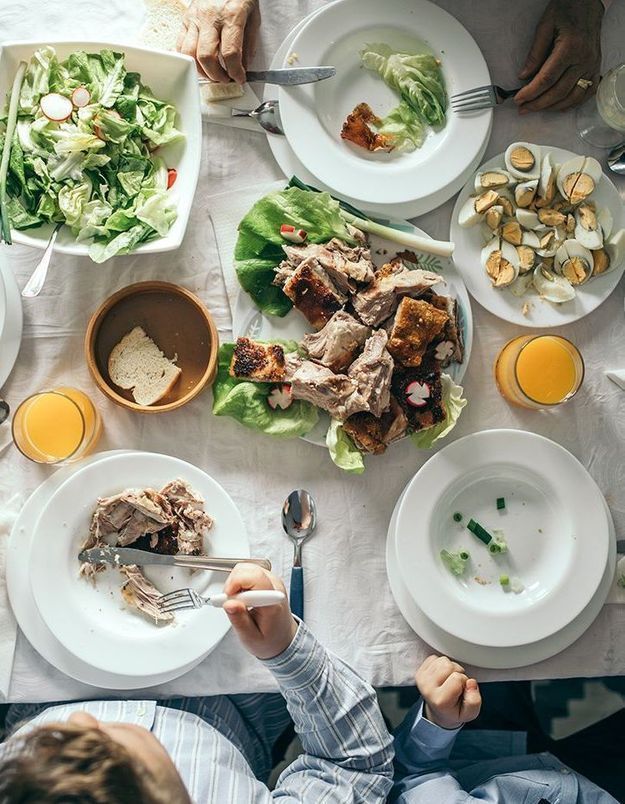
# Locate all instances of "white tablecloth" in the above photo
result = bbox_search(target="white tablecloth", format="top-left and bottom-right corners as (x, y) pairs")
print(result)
(1, 0), (625, 702)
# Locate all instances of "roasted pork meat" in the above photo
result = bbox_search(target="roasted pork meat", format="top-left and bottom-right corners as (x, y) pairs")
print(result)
(281, 239), (375, 289)
(340, 102), (395, 152)
(392, 363), (446, 432)
(302, 311), (370, 372)
(120, 566), (174, 625)
(342, 397), (409, 454)
(229, 338), (287, 383)
(290, 360), (368, 422)
(352, 261), (442, 327)
(278, 259), (346, 330)
(387, 297), (450, 368)
(422, 291), (465, 366)
(347, 330), (394, 418)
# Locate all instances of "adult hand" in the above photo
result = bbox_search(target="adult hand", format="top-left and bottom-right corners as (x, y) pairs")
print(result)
(515, 0), (603, 113)
(223, 564), (298, 660)
(177, 0), (261, 84)
(415, 655), (482, 730)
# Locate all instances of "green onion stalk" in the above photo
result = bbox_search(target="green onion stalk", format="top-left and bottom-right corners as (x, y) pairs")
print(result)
(0, 61), (27, 244)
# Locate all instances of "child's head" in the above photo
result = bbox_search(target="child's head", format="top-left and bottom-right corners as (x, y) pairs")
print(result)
(0, 711), (191, 803)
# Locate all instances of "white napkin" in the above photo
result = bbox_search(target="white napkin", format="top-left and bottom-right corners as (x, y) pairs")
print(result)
(0, 491), (25, 701)
(607, 555), (625, 604)
(605, 369), (625, 391)
(201, 83), (263, 133)
(208, 180), (284, 317)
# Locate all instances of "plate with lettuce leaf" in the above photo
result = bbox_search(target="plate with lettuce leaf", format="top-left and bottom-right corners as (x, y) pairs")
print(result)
(0, 41), (201, 262)
(212, 182), (472, 473)
(277, 0), (491, 210)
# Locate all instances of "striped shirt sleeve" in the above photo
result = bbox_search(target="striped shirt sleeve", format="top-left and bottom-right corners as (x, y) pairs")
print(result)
(262, 620), (394, 803)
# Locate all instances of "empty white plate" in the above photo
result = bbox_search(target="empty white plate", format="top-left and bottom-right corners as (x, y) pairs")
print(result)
(394, 429), (610, 647)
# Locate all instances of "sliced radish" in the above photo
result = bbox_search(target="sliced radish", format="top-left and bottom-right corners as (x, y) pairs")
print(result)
(40, 93), (73, 122)
(72, 86), (91, 108)
(167, 168), (177, 189)
(93, 109), (122, 140)
(268, 384), (293, 410)
(406, 381), (430, 408)
(280, 224), (307, 244)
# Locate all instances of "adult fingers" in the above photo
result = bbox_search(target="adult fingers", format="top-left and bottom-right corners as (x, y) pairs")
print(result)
(179, 23), (199, 64)
(242, 4), (261, 68)
(176, 20), (189, 53)
(550, 73), (599, 112)
(221, 15), (247, 83)
(517, 64), (581, 113)
(198, 21), (230, 82)
(461, 678), (482, 721)
(518, 12), (554, 80)
(515, 40), (570, 106)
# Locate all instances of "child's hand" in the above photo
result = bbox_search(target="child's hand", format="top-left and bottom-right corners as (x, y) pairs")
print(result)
(415, 655), (482, 730)
(223, 564), (297, 660)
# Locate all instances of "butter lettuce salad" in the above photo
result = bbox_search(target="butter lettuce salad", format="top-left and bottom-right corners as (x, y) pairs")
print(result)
(0, 47), (183, 262)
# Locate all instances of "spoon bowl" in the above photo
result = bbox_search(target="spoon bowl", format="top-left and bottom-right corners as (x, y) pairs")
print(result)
(0, 398), (9, 425)
(232, 101), (284, 135)
(607, 141), (625, 175)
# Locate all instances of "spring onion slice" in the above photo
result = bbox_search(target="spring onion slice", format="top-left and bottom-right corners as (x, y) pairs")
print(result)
(453, 511), (463, 523)
(467, 518), (492, 545)
(499, 574), (510, 586)
(496, 497), (506, 510)
(0, 61), (27, 244)
(440, 548), (470, 576)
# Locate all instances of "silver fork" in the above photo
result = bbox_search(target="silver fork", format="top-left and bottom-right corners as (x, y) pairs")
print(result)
(451, 84), (521, 113)
(158, 587), (285, 613)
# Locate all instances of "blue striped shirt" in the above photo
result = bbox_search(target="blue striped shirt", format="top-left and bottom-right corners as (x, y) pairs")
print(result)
(3, 622), (394, 802)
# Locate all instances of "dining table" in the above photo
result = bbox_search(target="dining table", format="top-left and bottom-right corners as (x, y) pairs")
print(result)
(1, 0), (625, 704)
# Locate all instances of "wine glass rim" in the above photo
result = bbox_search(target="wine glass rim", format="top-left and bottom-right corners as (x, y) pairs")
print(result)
(12, 389), (86, 463)
(513, 334), (585, 407)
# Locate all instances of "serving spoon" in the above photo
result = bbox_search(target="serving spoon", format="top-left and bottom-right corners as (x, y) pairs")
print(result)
(281, 489), (317, 620)
(22, 222), (62, 298)
(607, 141), (625, 175)
(231, 101), (284, 135)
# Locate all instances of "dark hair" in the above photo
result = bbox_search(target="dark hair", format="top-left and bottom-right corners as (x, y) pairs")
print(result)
(0, 723), (168, 803)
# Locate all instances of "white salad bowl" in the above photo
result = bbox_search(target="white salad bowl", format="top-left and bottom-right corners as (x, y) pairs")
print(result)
(0, 41), (201, 258)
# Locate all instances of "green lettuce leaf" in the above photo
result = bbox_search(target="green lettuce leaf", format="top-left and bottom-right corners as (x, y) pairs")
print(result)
(410, 373), (466, 449)
(375, 100), (426, 152)
(93, 108), (135, 143)
(117, 170), (144, 198)
(58, 181), (91, 227)
(326, 420), (365, 474)
(6, 196), (42, 229)
(212, 342), (318, 438)
(361, 43), (447, 127)
(19, 45), (56, 115)
(67, 50), (126, 108)
(135, 190), (177, 237)
(88, 222), (152, 263)
(235, 186), (356, 316)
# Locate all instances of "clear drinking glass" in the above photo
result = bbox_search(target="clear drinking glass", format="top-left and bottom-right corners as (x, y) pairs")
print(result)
(576, 64), (625, 148)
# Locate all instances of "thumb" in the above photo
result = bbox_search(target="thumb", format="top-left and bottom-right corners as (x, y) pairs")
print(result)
(224, 599), (259, 639)
(519, 16), (553, 79)
(461, 678), (482, 721)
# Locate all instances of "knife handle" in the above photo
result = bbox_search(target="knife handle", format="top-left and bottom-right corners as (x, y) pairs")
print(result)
(173, 556), (272, 572)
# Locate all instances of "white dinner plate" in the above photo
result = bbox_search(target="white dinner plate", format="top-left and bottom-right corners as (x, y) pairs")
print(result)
(0, 255), (23, 390)
(394, 429), (610, 647)
(28, 452), (248, 679)
(386, 481), (616, 669)
(278, 0), (492, 210)
(266, 5), (486, 221)
(233, 216), (473, 447)
(0, 259), (6, 344)
(450, 146), (625, 328)
(7, 452), (205, 690)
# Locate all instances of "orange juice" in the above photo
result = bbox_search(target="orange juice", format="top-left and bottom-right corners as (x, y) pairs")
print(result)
(495, 335), (584, 409)
(12, 388), (102, 464)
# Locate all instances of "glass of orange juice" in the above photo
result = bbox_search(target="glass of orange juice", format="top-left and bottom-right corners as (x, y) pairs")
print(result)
(12, 387), (102, 464)
(494, 335), (584, 409)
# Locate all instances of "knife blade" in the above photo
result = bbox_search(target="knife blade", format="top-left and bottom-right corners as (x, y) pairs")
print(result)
(198, 66), (335, 86)
(78, 547), (271, 572)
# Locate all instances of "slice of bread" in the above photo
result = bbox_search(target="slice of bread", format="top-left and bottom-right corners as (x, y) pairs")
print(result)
(140, 0), (244, 102)
(108, 326), (182, 406)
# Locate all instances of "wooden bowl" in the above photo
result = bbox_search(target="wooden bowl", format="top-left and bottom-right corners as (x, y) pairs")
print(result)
(85, 281), (219, 413)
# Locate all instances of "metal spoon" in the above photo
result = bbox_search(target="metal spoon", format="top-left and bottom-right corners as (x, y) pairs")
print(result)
(0, 399), (9, 424)
(22, 222), (62, 298)
(231, 101), (284, 135)
(607, 141), (625, 175)
(281, 489), (317, 620)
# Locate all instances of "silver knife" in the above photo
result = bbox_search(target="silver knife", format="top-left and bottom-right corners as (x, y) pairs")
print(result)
(199, 66), (335, 86)
(79, 547), (271, 572)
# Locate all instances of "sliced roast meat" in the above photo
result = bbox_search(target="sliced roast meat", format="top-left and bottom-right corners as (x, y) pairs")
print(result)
(392, 363), (447, 432)
(279, 259), (346, 330)
(422, 291), (465, 366)
(120, 566), (173, 624)
(347, 330), (394, 418)
(290, 360), (368, 422)
(302, 311), (370, 372)
(342, 396), (409, 455)
(229, 338), (287, 383)
(386, 297), (449, 368)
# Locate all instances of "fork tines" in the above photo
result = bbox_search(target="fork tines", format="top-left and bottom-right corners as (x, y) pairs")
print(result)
(450, 85), (497, 113)
(157, 588), (202, 613)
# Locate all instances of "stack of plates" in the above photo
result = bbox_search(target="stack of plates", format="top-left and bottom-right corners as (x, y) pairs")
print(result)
(7, 451), (249, 689)
(0, 254), (23, 389)
(267, 0), (492, 219)
(386, 429), (616, 668)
